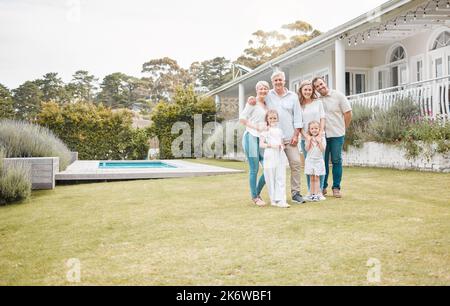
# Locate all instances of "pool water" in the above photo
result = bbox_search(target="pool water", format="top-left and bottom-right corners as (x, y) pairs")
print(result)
(98, 161), (176, 169)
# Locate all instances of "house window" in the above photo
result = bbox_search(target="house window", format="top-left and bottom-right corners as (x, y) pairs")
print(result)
(436, 58), (443, 78)
(355, 74), (366, 94)
(417, 60), (423, 82)
(431, 31), (450, 51)
(378, 71), (383, 89)
(390, 46), (406, 63)
(345, 71), (367, 95)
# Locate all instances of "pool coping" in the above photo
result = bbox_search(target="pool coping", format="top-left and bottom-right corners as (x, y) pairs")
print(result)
(55, 160), (243, 181)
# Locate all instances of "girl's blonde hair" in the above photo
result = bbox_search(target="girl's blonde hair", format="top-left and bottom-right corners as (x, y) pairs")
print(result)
(265, 109), (279, 126)
(298, 80), (318, 108)
(307, 120), (320, 136)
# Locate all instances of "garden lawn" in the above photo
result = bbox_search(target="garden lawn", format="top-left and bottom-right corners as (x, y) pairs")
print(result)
(0, 159), (449, 285)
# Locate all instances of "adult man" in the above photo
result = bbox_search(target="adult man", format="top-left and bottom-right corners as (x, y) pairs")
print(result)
(248, 71), (305, 204)
(312, 77), (352, 198)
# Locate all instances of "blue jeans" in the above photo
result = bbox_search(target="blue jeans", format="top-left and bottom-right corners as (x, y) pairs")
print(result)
(300, 140), (325, 192)
(324, 136), (345, 190)
(242, 132), (265, 199)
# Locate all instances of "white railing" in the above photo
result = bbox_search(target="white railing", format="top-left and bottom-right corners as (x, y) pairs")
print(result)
(347, 76), (450, 121)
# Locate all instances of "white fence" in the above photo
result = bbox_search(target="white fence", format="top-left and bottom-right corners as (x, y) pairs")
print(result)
(347, 76), (450, 121)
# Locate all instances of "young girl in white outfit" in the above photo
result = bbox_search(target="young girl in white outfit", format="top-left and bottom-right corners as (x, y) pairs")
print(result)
(260, 110), (289, 208)
(304, 121), (326, 202)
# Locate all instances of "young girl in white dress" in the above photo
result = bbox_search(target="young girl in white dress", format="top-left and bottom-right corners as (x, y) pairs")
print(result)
(304, 121), (326, 202)
(260, 110), (289, 208)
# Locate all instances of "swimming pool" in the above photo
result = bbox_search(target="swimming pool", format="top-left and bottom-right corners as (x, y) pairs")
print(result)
(98, 161), (176, 169)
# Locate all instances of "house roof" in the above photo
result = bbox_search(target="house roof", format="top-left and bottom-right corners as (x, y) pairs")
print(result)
(207, 0), (413, 96)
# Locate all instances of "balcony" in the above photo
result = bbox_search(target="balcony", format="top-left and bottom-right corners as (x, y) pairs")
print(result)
(347, 76), (450, 121)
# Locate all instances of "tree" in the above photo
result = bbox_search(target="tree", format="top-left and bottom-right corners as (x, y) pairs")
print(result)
(97, 72), (131, 108)
(279, 21), (321, 53)
(34, 72), (67, 104)
(12, 81), (43, 121)
(142, 57), (195, 102)
(66, 70), (98, 102)
(236, 30), (287, 69)
(0, 84), (15, 119)
(236, 20), (321, 69)
(190, 57), (232, 91)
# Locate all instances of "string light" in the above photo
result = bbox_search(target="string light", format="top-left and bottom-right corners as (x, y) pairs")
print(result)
(344, 1), (443, 48)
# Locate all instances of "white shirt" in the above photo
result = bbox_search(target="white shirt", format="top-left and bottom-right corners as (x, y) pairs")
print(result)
(239, 102), (267, 137)
(260, 126), (284, 148)
(321, 90), (352, 138)
(301, 99), (326, 140)
(265, 89), (303, 142)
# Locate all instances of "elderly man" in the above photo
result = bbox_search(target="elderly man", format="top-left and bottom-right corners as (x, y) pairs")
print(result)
(248, 71), (305, 204)
(312, 77), (352, 198)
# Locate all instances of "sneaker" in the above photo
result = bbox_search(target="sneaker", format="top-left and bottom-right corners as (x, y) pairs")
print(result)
(332, 188), (342, 198)
(312, 195), (320, 202)
(292, 192), (306, 204)
(304, 195), (314, 202)
(318, 194), (326, 201)
(272, 201), (290, 208)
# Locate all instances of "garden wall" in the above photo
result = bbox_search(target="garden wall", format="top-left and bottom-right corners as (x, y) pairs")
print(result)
(343, 142), (450, 173)
(3, 157), (59, 190)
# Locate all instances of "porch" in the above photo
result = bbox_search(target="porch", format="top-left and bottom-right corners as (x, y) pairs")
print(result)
(347, 75), (450, 121)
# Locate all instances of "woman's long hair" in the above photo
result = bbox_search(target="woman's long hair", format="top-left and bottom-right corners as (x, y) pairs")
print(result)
(298, 80), (318, 109)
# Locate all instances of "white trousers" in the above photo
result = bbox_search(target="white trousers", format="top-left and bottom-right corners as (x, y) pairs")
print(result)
(264, 148), (287, 204)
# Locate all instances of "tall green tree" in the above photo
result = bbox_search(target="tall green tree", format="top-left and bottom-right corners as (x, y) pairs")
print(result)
(12, 81), (43, 121)
(190, 57), (232, 91)
(142, 57), (194, 102)
(66, 70), (98, 102)
(34, 72), (67, 104)
(97, 72), (129, 108)
(0, 84), (15, 119)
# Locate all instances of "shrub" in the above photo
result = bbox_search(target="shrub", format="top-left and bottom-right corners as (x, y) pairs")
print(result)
(0, 119), (72, 170)
(37, 101), (150, 160)
(366, 97), (420, 143)
(0, 150), (32, 205)
(149, 86), (217, 159)
(402, 119), (450, 160)
(344, 104), (373, 150)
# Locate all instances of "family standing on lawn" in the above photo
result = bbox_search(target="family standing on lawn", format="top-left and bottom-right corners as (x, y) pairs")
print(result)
(239, 71), (352, 208)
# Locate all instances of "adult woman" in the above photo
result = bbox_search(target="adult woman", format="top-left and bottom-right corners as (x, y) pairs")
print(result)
(298, 80), (326, 201)
(239, 81), (270, 206)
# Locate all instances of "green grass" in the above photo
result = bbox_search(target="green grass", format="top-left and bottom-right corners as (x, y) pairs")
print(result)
(0, 159), (449, 285)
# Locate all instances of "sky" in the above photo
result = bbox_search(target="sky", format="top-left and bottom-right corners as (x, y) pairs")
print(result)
(0, 0), (387, 89)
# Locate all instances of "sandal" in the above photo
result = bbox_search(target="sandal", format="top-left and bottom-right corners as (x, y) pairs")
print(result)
(253, 197), (266, 207)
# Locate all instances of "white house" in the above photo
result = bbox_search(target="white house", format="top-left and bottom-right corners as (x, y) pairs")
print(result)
(208, 0), (450, 122)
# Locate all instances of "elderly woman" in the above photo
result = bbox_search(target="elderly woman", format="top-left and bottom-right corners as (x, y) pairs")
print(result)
(239, 81), (270, 207)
